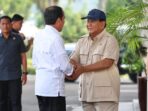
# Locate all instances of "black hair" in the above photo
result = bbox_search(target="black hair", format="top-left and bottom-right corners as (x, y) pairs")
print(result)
(12, 14), (24, 21)
(44, 6), (64, 25)
(0, 15), (11, 22)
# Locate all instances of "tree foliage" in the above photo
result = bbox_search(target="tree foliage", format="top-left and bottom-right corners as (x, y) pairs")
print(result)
(106, 0), (148, 54)
(106, 0), (148, 73)
(61, 1), (87, 43)
(0, 0), (88, 43)
(0, 0), (33, 18)
(33, 0), (59, 13)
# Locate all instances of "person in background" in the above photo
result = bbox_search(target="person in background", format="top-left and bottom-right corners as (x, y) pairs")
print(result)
(11, 14), (33, 52)
(68, 9), (120, 111)
(0, 15), (27, 111)
(32, 6), (74, 111)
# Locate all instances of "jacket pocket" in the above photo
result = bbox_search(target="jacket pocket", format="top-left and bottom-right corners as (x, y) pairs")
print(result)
(93, 85), (114, 99)
(92, 70), (115, 100)
(80, 50), (88, 65)
(92, 50), (103, 63)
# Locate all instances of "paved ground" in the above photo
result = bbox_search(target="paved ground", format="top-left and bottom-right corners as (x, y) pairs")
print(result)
(22, 75), (140, 111)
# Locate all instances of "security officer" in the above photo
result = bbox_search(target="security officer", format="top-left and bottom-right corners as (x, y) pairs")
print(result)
(0, 15), (27, 111)
(11, 14), (33, 52)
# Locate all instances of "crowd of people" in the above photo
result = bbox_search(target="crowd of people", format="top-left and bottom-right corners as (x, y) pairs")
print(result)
(0, 5), (133, 111)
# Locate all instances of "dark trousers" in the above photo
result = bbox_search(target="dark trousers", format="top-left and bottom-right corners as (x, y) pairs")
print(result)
(37, 96), (66, 111)
(0, 79), (22, 111)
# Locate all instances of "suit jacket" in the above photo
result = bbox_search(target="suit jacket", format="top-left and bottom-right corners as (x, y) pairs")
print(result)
(71, 30), (120, 102)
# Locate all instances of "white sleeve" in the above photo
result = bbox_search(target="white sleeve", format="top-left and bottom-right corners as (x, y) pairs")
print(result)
(52, 36), (73, 76)
(32, 34), (38, 68)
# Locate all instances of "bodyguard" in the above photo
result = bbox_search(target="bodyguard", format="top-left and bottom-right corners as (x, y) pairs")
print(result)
(0, 16), (27, 111)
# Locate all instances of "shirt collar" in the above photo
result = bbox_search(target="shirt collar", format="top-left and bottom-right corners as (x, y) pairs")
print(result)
(88, 29), (106, 41)
(12, 29), (19, 33)
(0, 32), (13, 40)
(45, 25), (60, 35)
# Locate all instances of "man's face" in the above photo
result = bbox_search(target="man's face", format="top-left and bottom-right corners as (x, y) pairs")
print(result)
(12, 20), (23, 31)
(0, 18), (12, 33)
(58, 16), (65, 32)
(86, 19), (105, 36)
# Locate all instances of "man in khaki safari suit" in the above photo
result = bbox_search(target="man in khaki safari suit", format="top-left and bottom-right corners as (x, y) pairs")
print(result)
(68, 9), (120, 111)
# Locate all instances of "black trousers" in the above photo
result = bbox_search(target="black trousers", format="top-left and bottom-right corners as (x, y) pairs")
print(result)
(0, 79), (22, 111)
(37, 96), (66, 111)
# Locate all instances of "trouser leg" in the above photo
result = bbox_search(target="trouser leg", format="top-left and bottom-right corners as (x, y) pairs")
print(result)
(82, 101), (119, 111)
(52, 96), (66, 111)
(0, 81), (8, 111)
(37, 96), (66, 111)
(94, 102), (118, 111)
(82, 101), (95, 111)
(37, 96), (49, 111)
(8, 79), (22, 111)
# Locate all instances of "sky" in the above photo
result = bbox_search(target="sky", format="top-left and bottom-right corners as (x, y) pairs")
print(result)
(59, 0), (98, 12)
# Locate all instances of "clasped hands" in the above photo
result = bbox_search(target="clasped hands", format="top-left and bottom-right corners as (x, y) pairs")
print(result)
(66, 60), (85, 80)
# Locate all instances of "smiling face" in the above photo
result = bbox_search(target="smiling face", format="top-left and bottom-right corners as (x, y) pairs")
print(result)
(86, 19), (106, 38)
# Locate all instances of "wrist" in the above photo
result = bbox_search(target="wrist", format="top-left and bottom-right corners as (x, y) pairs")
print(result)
(82, 66), (85, 73)
(22, 71), (28, 75)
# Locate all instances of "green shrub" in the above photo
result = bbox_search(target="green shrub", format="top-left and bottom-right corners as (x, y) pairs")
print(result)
(27, 58), (35, 74)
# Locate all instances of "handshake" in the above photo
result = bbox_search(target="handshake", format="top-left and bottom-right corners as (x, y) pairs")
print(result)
(66, 59), (85, 81)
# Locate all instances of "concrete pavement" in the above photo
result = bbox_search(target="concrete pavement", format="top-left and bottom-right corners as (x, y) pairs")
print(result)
(22, 75), (140, 111)
(67, 102), (140, 111)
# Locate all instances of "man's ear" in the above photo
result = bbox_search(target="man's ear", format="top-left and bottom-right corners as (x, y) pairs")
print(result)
(54, 18), (60, 27)
(102, 21), (106, 27)
(56, 18), (61, 24)
(100, 21), (106, 28)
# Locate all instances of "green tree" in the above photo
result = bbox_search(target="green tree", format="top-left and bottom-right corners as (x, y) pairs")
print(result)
(33, 0), (59, 13)
(106, 0), (148, 82)
(62, 1), (87, 43)
(106, 0), (148, 46)
(0, 0), (33, 18)
(33, 0), (87, 42)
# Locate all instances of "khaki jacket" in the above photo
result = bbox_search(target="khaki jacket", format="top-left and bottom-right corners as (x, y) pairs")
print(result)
(71, 30), (120, 102)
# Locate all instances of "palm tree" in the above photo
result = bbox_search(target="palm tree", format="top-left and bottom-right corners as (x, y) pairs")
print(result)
(106, 0), (148, 82)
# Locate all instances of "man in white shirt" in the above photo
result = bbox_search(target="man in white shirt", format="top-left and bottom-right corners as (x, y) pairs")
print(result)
(32, 6), (73, 111)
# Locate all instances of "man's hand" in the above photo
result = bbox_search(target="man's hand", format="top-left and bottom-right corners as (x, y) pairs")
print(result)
(65, 63), (77, 80)
(19, 33), (26, 40)
(21, 74), (27, 85)
(66, 63), (85, 80)
(28, 38), (33, 46)
(74, 65), (84, 77)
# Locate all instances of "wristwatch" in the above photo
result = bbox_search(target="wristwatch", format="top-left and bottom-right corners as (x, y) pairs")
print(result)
(23, 72), (28, 75)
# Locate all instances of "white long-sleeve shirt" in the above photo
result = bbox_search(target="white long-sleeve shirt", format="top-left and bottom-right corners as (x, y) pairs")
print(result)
(32, 25), (73, 97)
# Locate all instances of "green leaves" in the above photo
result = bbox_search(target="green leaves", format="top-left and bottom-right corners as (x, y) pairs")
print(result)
(0, 0), (33, 18)
(107, 0), (148, 47)
(106, 0), (148, 73)
(61, 2), (87, 43)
